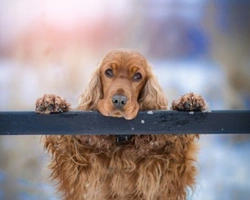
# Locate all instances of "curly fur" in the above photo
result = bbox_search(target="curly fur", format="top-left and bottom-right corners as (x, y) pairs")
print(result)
(42, 49), (201, 200)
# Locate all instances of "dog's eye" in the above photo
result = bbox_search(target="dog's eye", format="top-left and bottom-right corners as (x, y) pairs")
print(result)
(133, 72), (142, 81)
(105, 69), (113, 78)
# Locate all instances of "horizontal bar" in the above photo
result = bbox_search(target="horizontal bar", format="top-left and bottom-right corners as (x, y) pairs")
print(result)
(0, 110), (250, 135)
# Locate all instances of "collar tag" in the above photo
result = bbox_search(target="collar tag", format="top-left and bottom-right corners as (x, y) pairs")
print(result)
(116, 135), (133, 145)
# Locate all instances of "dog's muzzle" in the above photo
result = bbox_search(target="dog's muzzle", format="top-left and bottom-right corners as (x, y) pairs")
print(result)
(116, 135), (134, 145)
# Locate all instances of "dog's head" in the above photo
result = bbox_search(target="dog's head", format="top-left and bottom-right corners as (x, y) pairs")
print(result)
(78, 49), (167, 120)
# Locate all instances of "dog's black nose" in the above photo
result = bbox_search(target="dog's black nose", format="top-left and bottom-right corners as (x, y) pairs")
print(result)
(112, 95), (127, 109)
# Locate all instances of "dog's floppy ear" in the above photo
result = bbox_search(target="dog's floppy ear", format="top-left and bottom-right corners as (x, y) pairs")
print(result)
(139, 63), (168, 110)
(77, 64), (103, 110)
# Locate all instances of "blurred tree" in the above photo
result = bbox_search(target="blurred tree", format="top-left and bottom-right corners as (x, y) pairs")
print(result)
(205, 0), (250, 109)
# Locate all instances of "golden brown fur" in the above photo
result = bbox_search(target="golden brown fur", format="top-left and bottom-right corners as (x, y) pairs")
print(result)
(37, 50), (207, 200)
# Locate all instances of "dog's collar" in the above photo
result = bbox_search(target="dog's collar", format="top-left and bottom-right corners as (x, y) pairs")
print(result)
(116, 135), (133, 145)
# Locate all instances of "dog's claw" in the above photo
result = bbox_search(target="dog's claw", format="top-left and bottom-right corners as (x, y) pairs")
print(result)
(35, 94), (70, 114)
(171, 92), (207, 111)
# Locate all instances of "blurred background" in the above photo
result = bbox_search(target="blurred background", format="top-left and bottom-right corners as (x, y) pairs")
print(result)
(0, 0), (250, 199)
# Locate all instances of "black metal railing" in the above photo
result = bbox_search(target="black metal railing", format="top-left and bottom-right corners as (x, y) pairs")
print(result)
(1, 110), (250, 135)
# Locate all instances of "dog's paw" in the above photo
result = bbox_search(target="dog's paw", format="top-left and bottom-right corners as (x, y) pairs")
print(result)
(35, 94), (70, 114)
(171, 92), (208, 111)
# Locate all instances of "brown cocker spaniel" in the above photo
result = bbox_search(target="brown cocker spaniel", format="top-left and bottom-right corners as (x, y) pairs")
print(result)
(36, 49), (207, 200)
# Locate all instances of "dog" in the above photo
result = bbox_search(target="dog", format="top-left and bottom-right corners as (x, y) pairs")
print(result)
(36, 49), (207, 200)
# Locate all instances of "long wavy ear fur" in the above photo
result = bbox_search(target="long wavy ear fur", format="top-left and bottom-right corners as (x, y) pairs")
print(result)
(77, 66), (103, 110)
(139, 63), (168, 110)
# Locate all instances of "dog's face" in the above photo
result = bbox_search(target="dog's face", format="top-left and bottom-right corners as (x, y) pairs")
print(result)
(97, 50), (148, 120)
(77, 49), (167, 120)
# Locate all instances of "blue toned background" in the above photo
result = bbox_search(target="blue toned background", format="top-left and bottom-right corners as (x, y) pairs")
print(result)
(1, 0), (250, 199)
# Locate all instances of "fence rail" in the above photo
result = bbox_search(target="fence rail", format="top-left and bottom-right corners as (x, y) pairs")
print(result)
(0, 110), (250, 135)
